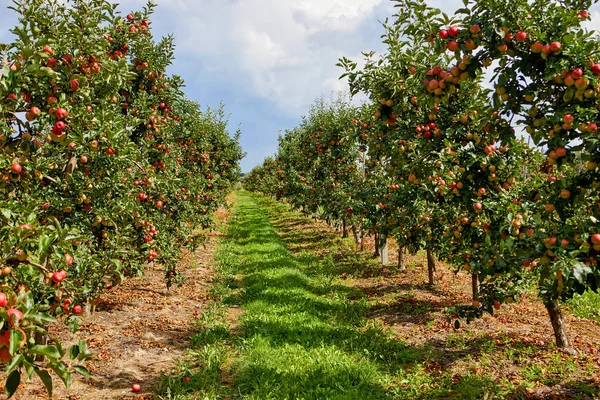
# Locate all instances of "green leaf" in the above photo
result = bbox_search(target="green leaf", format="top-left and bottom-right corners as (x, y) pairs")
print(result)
(29, 345), (62, 359)
(35, 369), (53, 398)
(9, 329), (23, 356)
(69, 344), (79, 360)
(5, 370), (20, 398)
(73, 365), (91, 377)
(49, 361), (71, 388)
(6, 354), (22, 373)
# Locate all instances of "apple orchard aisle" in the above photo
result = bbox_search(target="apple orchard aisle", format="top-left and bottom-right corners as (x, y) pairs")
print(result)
(183, 191), (600, 400)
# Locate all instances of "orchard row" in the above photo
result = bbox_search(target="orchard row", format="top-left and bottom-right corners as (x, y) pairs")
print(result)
(245, 0), (600, 354)
(0, 0), (242, 395)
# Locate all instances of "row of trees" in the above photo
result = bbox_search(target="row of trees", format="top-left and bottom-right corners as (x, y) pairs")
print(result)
(0, 0), (242, 395)
(245, 0), (600, 354)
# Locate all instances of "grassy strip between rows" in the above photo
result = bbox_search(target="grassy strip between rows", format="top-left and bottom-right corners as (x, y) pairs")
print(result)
(157, 191), (599, 399)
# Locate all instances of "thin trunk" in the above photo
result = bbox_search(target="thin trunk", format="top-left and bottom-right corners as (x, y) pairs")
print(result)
(360, 231), (364, 251)
(427, 248), (436, 285)
(380, 235), (389, 264)
(342, 219), (348, 238)
(472, 273), (479, 302)
(545, 300), (577, 354)
(373, 233), (380, 258)
(398, 247), (406, 272)
(351, 224), (360, 246)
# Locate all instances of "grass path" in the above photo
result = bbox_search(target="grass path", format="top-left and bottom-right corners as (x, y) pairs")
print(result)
(216, 191), (408, 399)
(158, 191), (599, 400)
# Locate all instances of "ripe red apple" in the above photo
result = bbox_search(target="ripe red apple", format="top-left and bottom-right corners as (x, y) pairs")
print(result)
(55, 108), (68, 119)
(138, 193), (147, 201)
(516, 31), (527, 42)
(563, 114), (574, 124)
(53, 120), (66, 132)
(42, 45), (53, 54)
(561, 239), (569, 247)
(469, 24), (480, 34)
(592, 64), (600, 76)
(531, 41), (543, 53)
(11, 163), (22, 174)
(30, 106), (41, 117)
(65, 254), (73, 266)
(155, 201), (163, 208)
(555, 147), (567, 157)
(46, 58), (57, 68)
(106, 148), (115, 155)
(579, 10), (589, 18)
(72, 305), (83, 315)
(70, 79), (79, 91)
(439, 30), (449, 39)
(127, 14), (134, 21)
(52, 271), (65, 283)
(588, 123), (598, 132)
(0, 293), (7, 308)
(550, 42), (562, 52)
(448, 26), (460, 37)
(591, 234), (600, 245)
(571, 68), (583, 79)
(132, 384), (141, 393)
(7, 308), (23, 326)
(184, 376), (191, 382)
(474, 202), (482, 211)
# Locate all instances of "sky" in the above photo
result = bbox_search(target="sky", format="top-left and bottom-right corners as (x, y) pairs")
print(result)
(0, 1), (599, 172)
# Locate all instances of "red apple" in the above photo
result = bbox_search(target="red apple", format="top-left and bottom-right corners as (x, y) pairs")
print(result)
(0, 293), (7, 308)
(7, 308), (23, 326)
(439, 30), (449, 39)
(72, 305), (83, 315)
(571, 68), (583, 79)
(550, 42), (562, 53)
(55, 108), (68, 120)
(70, 79), (79, 91)
(132, 384), (141, 392)
(591, 234), (600, 245)
(516, 31), (527, 42)
(448, 26), (460, 37)
(11, 163), (22, 174)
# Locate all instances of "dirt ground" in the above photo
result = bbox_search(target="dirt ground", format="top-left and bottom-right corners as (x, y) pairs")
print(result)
(3, 207), (229, 400)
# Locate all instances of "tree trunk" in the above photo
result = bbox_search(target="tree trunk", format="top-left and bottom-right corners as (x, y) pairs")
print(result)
(360, 231), (364, 251)
(398, 247), (406, 272)
(373, 233), (380, 258)
(427, 248), (436, 285)
(342, 218), (348, 238)
(545, 300), (577, 354)
(472, 273), (479, 302)
(352, 224), (360, 246)
(380, 235), (389, 264)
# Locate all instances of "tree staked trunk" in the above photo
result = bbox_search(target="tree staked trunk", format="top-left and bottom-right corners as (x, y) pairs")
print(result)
(398, 247), (407, 272)
(342, 218), (349, 238)
(545, 300), (577, 354)
(380, 235), (389, 265)
(427, 248), (436, 285)
(472, 273), (479, 302)
(351, 225), (360, 246)
(373, 233), (380, 258)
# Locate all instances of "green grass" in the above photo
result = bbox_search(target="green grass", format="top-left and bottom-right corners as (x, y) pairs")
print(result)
(158, 191), (600, 399)
(567, 290), (600, 324)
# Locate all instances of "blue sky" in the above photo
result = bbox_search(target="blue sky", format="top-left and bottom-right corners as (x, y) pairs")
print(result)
(1, 1), (599, 172)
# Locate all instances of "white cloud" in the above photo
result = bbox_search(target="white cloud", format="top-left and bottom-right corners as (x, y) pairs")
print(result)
(113, 0), (391, 115)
